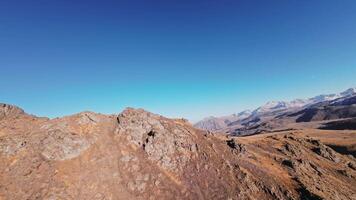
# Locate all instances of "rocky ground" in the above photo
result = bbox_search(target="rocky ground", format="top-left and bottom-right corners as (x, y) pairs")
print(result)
(1, 103), (356, 199)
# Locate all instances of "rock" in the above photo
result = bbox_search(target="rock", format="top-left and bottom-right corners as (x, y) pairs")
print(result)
(0, 103), (25, 120)
(337, 169), (353, 178)
(116, 108), (198, 172)
(0, 135), (27, 156)
(312, 145), (340, 163)
(40, 129), (90, 161)
(77, 112), (101, 124)
(281, 159), (294, 169)
(1, 105), (356, 200)
(347, 162), (356, 170)
(226, 139), (245, 154)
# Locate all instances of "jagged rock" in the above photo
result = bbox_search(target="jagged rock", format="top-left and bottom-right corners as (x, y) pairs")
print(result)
(282, 143), (302, 156)
(312, 145), (340, 163)
(226, 139), (245, 154)
(226, 139), (237, 149)
(281, 159), (294, 169)
(116, 108), (198, 172)
(0, 103), (25, 120)
(347, 162), (356, 170)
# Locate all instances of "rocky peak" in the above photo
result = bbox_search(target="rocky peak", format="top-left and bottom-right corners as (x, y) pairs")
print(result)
(116, 108), (198, 172)
(0, 103), (25, 120)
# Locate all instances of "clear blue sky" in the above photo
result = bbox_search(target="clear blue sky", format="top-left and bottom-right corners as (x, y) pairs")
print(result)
(1, 0), (355, 121)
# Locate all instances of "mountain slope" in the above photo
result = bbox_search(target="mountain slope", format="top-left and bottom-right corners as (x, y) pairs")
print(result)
(230, 95), (356, 136)
(194, 110), (251, 131)
(1, 104), (356, 199)
(195, 87), (356, 135)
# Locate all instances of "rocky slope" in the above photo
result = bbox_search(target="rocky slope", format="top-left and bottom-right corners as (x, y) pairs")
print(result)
(1, 104), (356, 199)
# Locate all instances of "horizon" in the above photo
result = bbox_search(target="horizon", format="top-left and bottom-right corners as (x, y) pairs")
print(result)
(2, 86), (355, 123)
(1, 1), (356, 122)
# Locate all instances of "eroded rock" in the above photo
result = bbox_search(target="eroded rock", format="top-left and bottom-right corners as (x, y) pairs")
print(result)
(40, 129), (90, 160)
(0, 103), (25, 120)
(116, 108), (198, 172)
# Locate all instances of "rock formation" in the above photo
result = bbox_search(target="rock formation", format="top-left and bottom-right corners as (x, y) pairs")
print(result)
(0, 104), (355, 199)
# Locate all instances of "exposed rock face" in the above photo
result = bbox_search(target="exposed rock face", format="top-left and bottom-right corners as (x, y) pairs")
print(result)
(0, 103), (25, 120)
(0, 104), (356, 199)
(40, 129), (91, 160)
(116, 108), (198, 172)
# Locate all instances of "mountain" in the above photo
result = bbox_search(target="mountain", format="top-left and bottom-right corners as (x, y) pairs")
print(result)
(252, 100), (304, 114)
(194, 110), (251, 131)
(293, 95), (356, 123)
(1, 104), (356, 199)
(195, 87), (356, 134)
(230, 94), (356, 136)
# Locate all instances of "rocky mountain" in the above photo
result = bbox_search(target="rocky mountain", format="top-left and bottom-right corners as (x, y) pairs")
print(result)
(1, 103), (356, 199)
(230, 94), (356, 136)
(194, 110), (252, 131)
(195, 87), (356, 134)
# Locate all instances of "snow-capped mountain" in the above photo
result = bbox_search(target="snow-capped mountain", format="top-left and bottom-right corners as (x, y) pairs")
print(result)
(307, 87), (356, 104)
(340, 87), (356, 97)
(194, 87), (356, 132)
(253, 87), (356, 115)
(253, 101), (294, 114)
(235, 110), (252, 118)
(252, 99), (309, 115)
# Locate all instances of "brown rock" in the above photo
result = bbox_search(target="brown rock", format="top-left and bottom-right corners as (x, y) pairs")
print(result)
(0, 105), (355, 200)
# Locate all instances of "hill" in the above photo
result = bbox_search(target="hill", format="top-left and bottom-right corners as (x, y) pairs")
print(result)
(0, 104), (355, 199)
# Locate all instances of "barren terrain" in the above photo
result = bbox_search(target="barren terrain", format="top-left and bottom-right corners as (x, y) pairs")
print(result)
(1, 103), (355, 199)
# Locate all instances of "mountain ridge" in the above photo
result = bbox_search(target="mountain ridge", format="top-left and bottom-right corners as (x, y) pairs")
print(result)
(195, 87), (356, 133)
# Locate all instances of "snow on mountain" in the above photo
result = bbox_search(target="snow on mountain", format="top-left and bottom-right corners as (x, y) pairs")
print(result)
(339, 87), (356, 97)
(254, 88), (356, 115)
(253, 101), (289, 114)
(236, 110), (252, 118)
(307, 87), (355, 104)
(194, 87), (356, 131)
(252, 99), (310, 115)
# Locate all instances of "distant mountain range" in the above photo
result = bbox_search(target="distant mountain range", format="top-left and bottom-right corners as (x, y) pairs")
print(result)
(194, 87), (356, 135)
(194, 110), (252, 131)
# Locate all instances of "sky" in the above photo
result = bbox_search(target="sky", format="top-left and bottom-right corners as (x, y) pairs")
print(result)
(1, 0), (356, 122)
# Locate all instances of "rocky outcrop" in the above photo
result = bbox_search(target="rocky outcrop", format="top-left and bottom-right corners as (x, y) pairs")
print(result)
(0, 103), (25, 120)
(116, 108), (199, 172)
(0, 104), (355, 199)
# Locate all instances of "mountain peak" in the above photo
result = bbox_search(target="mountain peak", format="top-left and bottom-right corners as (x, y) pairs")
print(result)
(340, 87), (356, 97)
(0, 103), (25, 120)
(237, 109), (252, 116)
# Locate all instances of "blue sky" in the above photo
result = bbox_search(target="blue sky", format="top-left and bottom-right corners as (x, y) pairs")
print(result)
(1, 0), (356, 121)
